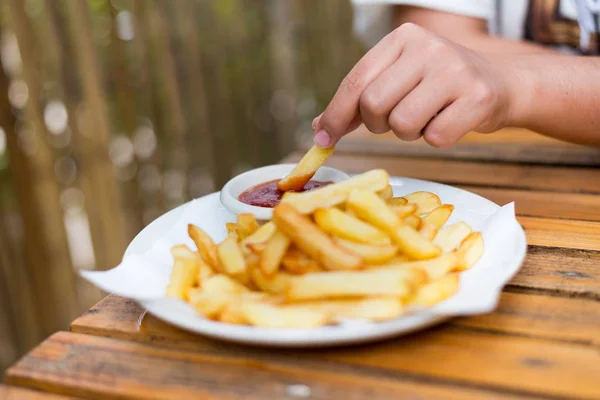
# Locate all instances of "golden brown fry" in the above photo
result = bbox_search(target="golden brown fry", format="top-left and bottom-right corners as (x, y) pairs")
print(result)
(274, 203), (362, 271)
(433, 222), (472, 252)
(403, 214), (422, 230)
(391, 225), (441, 260)
(419, 222), (438, 241)
(188, 224), (220, 272)
(250, 267), (292, 294)
(347, 189), (400, 233)
(226, 222), (237, 235)
(304, 297), (403, 322)
(391, 203), (417, 218)
(260, 229), (291, 277)
(281, 169), (389, 214)
(314, 208), (391, 245)
(219, 292), (269, 324)
(240, 221), (276, 251)
(377, 252), (458, 280)
(455, 232), (484, 271)
(277, 145), (335, 192)
(408, 273), (459, 307)
(281, 248), (322, 274)
(240, 301), (329, 329)
(166, 245), (201, 300)
(387, 197), (408, 206)
(187, 289), (231, 319)
(236, 213), (260, 240)
(197, 257), (214, 284)
(334, 238), (398, 265)
(286, 268), (427, 301)
(377, 184), (394, 201)
(402, 191), (442, 215)
(217, 236), (247, 277)
(422, 204), (454, 229)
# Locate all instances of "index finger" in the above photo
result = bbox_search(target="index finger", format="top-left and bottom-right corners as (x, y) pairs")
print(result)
(315, 27), (408, 147)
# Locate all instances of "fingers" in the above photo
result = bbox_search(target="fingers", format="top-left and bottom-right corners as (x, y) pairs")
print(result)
(422, 97), (487, 148)
(388, 74), (457, 141)
(359, 57), (423, 134)
(315, 26), (412, 147)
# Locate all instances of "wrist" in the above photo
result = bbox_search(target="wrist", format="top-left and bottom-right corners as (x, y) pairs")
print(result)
(495, 54), (538, 129)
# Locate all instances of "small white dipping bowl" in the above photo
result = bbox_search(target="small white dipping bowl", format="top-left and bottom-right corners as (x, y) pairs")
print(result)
(220, 164), (350, 220)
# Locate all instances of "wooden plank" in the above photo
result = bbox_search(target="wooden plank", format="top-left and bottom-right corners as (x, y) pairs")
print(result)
(286, 152), (600, 194)
(72, 292), (600, 350)
(520, 217), (600, 251)
(0, 384), (73, 399)
(462, 186), (600, 222)
(509, 246), (600, 299)
(328, 127), (600, 166)
(6, 332), (529, 400)
(68, 296), (600, 398)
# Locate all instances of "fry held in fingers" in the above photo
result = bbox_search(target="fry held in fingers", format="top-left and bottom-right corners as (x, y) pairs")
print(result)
(166, 169), (484, 329)
(277, 145), (335, 192)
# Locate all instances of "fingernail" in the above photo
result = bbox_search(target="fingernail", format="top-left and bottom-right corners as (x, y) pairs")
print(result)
(314, 130), (332, 148)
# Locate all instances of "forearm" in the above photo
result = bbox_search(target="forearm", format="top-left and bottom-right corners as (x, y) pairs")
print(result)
(502, 54), (600, 146)
(448, 33), (555, 54)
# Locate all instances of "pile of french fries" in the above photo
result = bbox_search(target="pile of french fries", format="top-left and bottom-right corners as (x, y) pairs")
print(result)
(166, 169), (484, 328)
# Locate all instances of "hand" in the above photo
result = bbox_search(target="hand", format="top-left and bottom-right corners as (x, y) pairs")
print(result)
(313, 23), (516, 148)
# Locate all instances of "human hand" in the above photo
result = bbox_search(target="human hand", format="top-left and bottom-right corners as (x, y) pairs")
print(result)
(313, 23), (517, 148)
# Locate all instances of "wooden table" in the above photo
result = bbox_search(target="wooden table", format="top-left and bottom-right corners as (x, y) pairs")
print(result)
(5, 128), (600, 399)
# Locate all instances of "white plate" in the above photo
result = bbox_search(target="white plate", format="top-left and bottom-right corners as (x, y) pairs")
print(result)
(109, 176), (526, 348)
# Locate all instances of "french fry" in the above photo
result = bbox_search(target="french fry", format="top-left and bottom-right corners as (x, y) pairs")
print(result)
(219, 292), (269, 324)
(274, 203), (362, 270)
(377, 184), (394, 201)
(260, 229), (291, 277)
(282, 248), (322, 274)
(217, 236), (247, 277)
(419, 222), (438, 241)
(202, 274), (249, 294)
(306, 297), (403, 322)
(422, 204), (454, 229)
(241, 221), (276, 250)
(379, 252), (458, 280)
(226, 222), (237, 235)
(286, 268), (427, 301)
(236, 213), (260, 240)
(277, 145), (335, 192)
(403, 215), (422, 230)
(347, 189), (400, 233)
(455, 232), (484, 271)
(281, 169), (389, 214)
(250, 267), (292, 294)
(188, 224), (220, 272)
(433, 222), (472, 252)
(240, 301), (330, 329)
(166, 245), (201, 300)
(402, 191), (442, 215)
(391, 203), (417, 218)
(197, 257), (214, 283)
(314, 208), (391, 245)
(387, 197), (408, 206)
(408, 274), (459, 307)
(187, 289), (231, 319)
(391, 224), (441, 260)
(335, 238), (398, 264)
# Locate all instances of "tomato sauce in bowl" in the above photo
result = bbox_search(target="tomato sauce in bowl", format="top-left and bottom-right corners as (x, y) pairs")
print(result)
(238, 179), (331, 208)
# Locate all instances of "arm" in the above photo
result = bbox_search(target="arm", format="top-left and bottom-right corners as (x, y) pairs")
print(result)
(393, 6), (555, 54)
(312, 24), (600, 149)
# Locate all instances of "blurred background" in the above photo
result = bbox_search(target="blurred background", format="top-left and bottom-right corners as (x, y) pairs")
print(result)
(0, 0), (365, 370)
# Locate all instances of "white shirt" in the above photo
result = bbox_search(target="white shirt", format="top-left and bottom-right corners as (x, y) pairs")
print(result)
(352, 0), (600, 54)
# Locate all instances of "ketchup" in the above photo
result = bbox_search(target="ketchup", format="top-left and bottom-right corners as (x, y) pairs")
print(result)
(238, 179), (331, 208)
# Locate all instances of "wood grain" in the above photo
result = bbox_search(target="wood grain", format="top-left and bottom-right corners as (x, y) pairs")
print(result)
(72, 293), (600, 348)
(519, 216), (600, 251)
(286, 152), (600, 194)
(67, 296), (600, 398)
(6, 332), (531, 400)
(508, 246), (600, 299)
(0, 385), (73, 399)
(327, 127), (600, 166)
